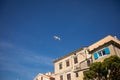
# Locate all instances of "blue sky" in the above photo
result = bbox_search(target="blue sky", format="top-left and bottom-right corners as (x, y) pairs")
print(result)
(0, 0), (120, 80)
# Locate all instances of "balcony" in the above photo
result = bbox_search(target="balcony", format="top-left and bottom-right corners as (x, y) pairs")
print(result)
(73, 63), (81, 72)
(73, 59), (92, 72)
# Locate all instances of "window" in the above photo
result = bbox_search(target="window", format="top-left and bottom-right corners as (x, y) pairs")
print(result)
(98, 49), (106, 57)
(98, 51), (102, 57)
(102, 50), (106, 55)
(59, 62), (62, 69)
(74, 57), (78, 64)
(41, 77), (43, 80)
(87, 60), (91, 66)
(94, 47), (110, 60)
(60, 75), (63, 80)
(66, 60), (70, 67)
(75, 72), (79, 77)
(67, 73), (71, 80)
(36, 78), (38, 80)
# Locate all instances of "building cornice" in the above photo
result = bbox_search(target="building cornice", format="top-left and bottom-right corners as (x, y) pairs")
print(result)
(53, 47), (86, 63)
(89, 40), (120, 53)
(88, 35), (120, 52)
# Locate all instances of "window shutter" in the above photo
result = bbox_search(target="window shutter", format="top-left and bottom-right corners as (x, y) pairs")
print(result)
(94, 53), (98, 60)
(104, 48), (110, 54)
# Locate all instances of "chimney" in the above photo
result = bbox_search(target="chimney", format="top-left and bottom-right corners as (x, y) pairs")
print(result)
(114, 36), (118, 40)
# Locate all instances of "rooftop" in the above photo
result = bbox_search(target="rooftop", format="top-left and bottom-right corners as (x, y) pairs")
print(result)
(53, 47), (86, 63)
(53, 35), (120, 63)
(88, 35), (120, 52)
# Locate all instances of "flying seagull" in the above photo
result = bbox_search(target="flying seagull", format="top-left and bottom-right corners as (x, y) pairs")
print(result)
(53, 36), (61, 41)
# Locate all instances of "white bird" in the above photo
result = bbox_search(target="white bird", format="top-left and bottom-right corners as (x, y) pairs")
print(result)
(53, 36), (61, 40)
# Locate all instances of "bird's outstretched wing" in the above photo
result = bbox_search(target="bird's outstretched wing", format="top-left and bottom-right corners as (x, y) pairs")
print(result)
(53, 36), (60, 40)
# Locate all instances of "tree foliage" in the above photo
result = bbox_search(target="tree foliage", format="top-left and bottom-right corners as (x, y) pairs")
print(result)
(83, 55), (120, 80)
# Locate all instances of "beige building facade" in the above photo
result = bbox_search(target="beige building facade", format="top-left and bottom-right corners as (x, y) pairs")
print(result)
(88, 35), (120, 62)
(53, 47), (92, 80)
(53, 35), (120, 80)
(34, 35), (120, 80)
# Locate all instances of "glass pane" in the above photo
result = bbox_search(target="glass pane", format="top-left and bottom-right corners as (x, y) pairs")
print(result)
(98, 51), (102, 56)
(74, 57), (78, 64)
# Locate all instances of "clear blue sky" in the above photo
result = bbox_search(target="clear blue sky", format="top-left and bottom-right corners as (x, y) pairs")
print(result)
(0, 0), (120, 80)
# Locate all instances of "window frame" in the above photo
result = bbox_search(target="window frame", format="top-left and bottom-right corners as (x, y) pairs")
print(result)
(75, 72), (79, 77)
(97, 49), (107, 57)
(67, 73), (71, 80)
(74, 56), (78, 64)
(66, 59), (70, 67)
(41, 77), (43, 80)
(87, 59), (91, 66)
(59, 62), (62, 70)
(94, 47), (110, 60)
(60, 75), (63, 80)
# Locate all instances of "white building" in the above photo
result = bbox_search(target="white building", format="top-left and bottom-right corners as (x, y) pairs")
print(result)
(34, 72), (55, 80)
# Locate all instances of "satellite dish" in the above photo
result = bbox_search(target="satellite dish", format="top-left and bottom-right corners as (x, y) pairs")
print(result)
(53, 36), (61, 41)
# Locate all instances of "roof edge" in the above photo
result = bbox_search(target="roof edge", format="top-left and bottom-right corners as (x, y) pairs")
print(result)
(53, 47), (87, 63)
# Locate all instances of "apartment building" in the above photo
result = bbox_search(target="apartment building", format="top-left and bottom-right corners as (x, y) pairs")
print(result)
(53, 47), (92, 80)
(34, 35), (120, 80)
(34, 72), (55, 80)
(53, 35), (120, 80)
(88, 35), (120, 62)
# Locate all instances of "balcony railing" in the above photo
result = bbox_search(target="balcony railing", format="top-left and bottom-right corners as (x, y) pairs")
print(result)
(73, 64), (81, 72)
(73, 59), (92, 72)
